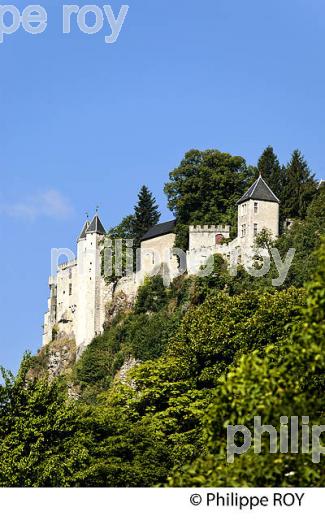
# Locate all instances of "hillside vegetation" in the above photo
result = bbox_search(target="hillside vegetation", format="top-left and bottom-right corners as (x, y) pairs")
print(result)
(0, 147), (324, 487)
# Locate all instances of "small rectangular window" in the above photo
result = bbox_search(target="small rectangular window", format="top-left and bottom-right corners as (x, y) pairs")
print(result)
(254, 223), (258, 236)
(69, 284), (72, 296)
(241, 224), (247, 237)
(254, 202), (258, 214)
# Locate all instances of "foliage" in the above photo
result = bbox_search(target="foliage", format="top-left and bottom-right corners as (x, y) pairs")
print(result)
(135, 275), (168, 314)
(257, 146), (284, 198)
(76, 283), (307, 485)
(102, 186), (160, 283)
(282, 150), (318, 220)
(108, 215), (135, 240)
(269, 185), (325, 288)
(164, 149), (254, 248)
(101, 227), (134, 286)
(254, 228), (275, 253)
(171, 239), (325, 487)
(132, 185), (160, 247)
(2, 242), (323, 487)
(193, 254), (232, 303)
(167, 287), (305, 386)
(0, 355), (91, 486)
(74, 276), (190, 400)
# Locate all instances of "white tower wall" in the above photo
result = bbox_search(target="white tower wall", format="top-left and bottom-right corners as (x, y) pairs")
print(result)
(75, 231), (103, 356)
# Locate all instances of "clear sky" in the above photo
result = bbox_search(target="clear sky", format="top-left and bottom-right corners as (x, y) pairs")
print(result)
(0, 0), (324, 371)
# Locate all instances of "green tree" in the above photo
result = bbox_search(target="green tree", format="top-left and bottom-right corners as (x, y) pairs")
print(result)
(171, 240), (325, 487)
(135, 275), (167, 314)
(282, 150), (317, 219)
(102, 216), (135, 285)
(0, 355), (90, 486)
(103, 187), (160, 283)
(194, 254), (231, 303)
(132, 185), (160, 247)
(257, 146), (284, 200)
(270, 184), (325, 288)
(108, 215), (135, 239)
(164, 149), (254, 249)
(254, 228), (275, 254)
(84, 285), (305, 487)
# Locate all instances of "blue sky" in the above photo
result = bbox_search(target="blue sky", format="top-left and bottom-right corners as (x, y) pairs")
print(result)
(0, 0), (324, 371)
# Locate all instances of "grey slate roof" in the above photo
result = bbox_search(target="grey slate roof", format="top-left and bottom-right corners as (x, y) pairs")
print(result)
(86, 215), (106, 235)
(237, 176), (280, 205)
(141, 219), (176, 241)
(78, 220), (90, 240)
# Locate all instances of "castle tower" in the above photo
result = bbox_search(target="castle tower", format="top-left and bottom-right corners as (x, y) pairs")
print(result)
(75, 214), (106, 354)
(236, 175), (280, 260)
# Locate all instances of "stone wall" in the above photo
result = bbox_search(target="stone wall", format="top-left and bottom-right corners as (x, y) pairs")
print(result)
(140, 232), (179, 281)
(189, 225), (230, 252)
(42, 194), (280, 355)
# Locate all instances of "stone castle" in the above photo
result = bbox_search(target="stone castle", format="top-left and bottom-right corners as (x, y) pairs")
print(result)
(42, 176), (280, 355)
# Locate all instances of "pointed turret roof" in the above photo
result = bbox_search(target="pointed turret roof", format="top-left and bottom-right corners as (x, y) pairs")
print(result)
(78, 220), (90, 240)
(86, 214), (106, 235)
(237, 176), (280, 205)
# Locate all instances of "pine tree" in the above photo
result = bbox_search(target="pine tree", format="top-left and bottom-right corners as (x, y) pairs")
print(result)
(132, 185), (160, 246)
(257, 146), (283, 199)
(282, 150), (318, 219)
(103, 187), (160, 282)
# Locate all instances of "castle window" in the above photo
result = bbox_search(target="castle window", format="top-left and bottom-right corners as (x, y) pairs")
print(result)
(254, 202), (258, 214)
(241, 224), (247, 237)
(242, 204), (247, 216)
(254, 223), (258, 236)
(215, 233), (224, 245)
(69, 284), (72, 296)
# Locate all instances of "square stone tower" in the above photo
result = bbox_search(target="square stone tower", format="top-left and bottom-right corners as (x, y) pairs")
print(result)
(236, 175), (280, 261)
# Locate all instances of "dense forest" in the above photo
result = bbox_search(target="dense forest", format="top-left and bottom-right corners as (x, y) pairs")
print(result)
(0, 147), (324, 487)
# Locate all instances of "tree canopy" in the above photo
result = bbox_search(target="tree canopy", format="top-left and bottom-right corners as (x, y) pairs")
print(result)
(282, 150), (318, 220)
(164, 149), (254, 248)
(132, 185), (160, 246)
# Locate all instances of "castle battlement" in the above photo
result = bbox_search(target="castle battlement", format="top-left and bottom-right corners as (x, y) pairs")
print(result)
(189, 224), (230, 233)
